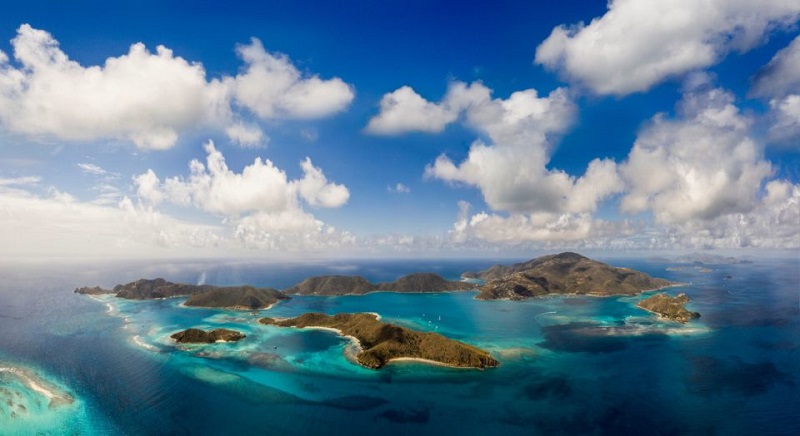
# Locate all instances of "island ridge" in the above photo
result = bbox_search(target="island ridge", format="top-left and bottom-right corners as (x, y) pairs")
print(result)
(466, 252), (677, 300)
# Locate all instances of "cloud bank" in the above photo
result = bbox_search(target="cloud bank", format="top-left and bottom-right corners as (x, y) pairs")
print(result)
(751, 35), (800, 145)
(535, 0), (800, 95)
(367, 73), (799, 250)
(369, 81), (624, 241)
(0, 24), (354, 150)
(621, 84), (772, 223)
(134, 140), (352, 250)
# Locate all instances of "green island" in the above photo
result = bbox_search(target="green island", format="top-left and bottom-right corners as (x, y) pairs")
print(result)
(637, 293), (700, 323)
(75, 278), (289, 310)
(284, 272), (474, 296)
(259, 313), (499, 370)
(465, 252), (678, 300)
(170, 328), (246, 343)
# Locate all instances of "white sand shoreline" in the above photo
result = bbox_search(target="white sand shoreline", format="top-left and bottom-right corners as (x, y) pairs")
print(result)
(387, 357), (472, 369)
(0, 366), (73, 405)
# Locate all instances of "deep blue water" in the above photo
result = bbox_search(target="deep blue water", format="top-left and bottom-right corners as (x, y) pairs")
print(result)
(0, 257), (798, 435)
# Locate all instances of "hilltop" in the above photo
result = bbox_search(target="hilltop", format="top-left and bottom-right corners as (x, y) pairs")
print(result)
(284, 273), (474, 296)
(466, 252), (677, 301)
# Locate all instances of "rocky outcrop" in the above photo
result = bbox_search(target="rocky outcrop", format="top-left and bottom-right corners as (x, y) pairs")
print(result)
(469, 252), (677, 301)
(171, 328), (246, 343)
(260, 313), (498, 369)
(283, 273), (474, 296)
(73, 286), (113, 295)
(637, 293), (700, 323)
(75, 278), (289, 310)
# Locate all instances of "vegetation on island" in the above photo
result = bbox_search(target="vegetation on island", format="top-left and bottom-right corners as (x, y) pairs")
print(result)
(283, 273), (475, 296)
(465, 252), (677, 300)
(637, 293), (700, 323)
(260, 313), (499, 369)
(75, 278), (289, 310)
(170, 328), (246, 343)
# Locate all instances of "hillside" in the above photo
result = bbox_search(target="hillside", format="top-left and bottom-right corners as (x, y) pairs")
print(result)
(260, 313), (498, 369)
(470, 252), (676, 301)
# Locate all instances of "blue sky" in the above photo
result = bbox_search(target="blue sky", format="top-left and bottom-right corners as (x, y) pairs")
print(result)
(0, 1), (798, 260)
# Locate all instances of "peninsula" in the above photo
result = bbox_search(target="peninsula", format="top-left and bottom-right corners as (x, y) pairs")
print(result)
(637, 293), (700, 323)
(283, 273), (474, 296)
(466, 252), (677, 300)
(75, 278), (289, 310)
(259, 313), (499, 369)
(171, 328), (246, 343)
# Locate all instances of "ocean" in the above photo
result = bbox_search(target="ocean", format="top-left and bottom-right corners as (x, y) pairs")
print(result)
(0, 257), (798, 435)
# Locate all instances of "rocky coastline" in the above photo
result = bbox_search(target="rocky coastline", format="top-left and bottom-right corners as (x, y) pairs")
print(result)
(637, 293), (700, 323)
(171, 328), (246, 343)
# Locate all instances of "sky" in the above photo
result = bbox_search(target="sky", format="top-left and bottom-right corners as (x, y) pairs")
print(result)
(0, 0), (799, 260)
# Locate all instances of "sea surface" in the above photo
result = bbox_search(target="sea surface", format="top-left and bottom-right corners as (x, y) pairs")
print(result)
(0, 257), (798, 435)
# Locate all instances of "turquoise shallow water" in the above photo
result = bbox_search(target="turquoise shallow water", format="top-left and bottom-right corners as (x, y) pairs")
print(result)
(0, 258), (798, 435)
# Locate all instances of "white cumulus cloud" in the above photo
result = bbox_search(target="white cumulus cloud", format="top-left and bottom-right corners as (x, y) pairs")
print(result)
(620, 85), (773, 223)
(535, 0), (800, 96)
(133, 140), (351, 250)
(368, 80), (624, 242)
(451, 206), (593, 243)
(751, 35), (800, 98)
(365, 85), (460, 134)
(413, 83), (622, 215)
(228, 38), (354, 120)
(663, 180), (800, 249)
(137, 141), (349, 215)
(751, 35), (800, 145)
(225, 122), (265, 148)
(0, 25), (354, 150)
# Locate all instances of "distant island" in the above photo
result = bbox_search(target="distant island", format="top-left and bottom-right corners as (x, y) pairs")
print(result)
(171, 328), (246, 343)
(75, 253), (679, 307)
(75, 278), (289, 310)
(637, 293), (700, 323)
(647, 253), (753, 265)
(259, 313), (499, 369)
(183, 286), (287, 310)
(673, 253), (752, 265)
(464, 252), (677, 300)
(283, 272), (475, 296)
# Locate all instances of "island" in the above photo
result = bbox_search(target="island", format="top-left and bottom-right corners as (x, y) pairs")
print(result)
(673, 253), (752, 265)
(636, 293), (700, 323)
(183, 286), (287, 310)
(170, 328), (246, 343)
(75, 278), (289, 310)
(283, 272), (475, 296)
(259, 313), (499, 369)
(465, 252), (677, 300)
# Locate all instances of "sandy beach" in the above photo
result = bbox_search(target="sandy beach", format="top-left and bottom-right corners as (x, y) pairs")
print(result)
(0, 366), (74, 406)
(387, 357), (471, 369)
